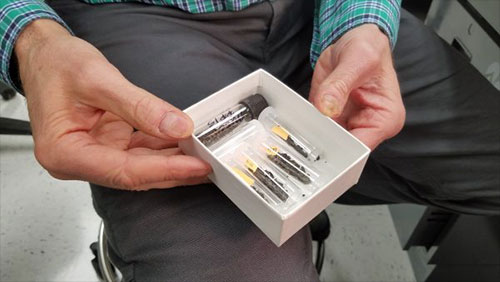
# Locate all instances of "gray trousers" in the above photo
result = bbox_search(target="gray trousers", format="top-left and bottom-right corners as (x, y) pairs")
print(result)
(49, 0), (500, 280)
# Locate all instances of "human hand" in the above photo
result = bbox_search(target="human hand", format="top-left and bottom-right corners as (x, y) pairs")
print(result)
(15, 20), (211, 190)
(309, 24), (405, 150)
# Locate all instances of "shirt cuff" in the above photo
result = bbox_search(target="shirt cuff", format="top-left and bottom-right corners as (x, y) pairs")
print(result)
(0, 0), (71, 93)
(310, 0), (402, 67)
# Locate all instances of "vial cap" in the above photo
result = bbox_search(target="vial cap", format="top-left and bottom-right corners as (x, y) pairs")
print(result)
(240, 94), (269, 119)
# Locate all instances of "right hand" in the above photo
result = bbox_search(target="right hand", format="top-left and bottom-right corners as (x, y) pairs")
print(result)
(15, 19), (212, 190)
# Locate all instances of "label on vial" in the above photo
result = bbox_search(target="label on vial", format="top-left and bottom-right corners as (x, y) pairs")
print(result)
(245, 158), (258, 173)
(232, 167), (255, 186)
(207, 110), (236, 128)
(265, 146), (279, 156)
(271, 125), (289, 140)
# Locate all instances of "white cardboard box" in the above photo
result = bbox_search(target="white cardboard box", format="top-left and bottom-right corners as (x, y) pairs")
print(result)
(179, 69), (370, 246)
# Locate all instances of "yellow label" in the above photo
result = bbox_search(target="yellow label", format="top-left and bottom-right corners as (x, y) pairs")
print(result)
(232, 167), (255, 186)
(265, 146), (279, 156)
(244, 158), (258, 173)
(271, 125), (289, 140)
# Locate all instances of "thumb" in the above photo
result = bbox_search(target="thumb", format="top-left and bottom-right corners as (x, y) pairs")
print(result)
(312, 52), (373, 118)
(97, 80), (193, 140)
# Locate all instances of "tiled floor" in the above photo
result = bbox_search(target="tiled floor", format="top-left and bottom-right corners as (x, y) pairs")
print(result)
(1, 95), (415, 281)
(321, 205), (416, 282)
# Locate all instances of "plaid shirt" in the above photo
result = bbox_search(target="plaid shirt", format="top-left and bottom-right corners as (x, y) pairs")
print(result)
(0, 0), (401, 91)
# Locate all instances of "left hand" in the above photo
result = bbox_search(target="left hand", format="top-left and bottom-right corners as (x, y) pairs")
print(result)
(15, 20), (211, 190)
(309, 24), (405, 150)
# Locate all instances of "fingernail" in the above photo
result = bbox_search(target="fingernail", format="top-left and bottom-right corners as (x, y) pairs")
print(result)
(321, 95), (340, 117)
(159, 112), (191, 138)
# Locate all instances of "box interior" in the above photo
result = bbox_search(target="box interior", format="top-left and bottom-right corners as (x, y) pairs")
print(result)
(184, 70), (370, 219)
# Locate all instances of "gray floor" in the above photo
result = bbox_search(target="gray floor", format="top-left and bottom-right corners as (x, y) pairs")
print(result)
(1, 95), (415, 281)
(320, 205), (416, 282)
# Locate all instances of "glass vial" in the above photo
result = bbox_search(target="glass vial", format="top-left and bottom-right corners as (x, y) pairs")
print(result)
(195, 94), (268, 147)
(264, 145), (314, 185)
(231, 167), (273, 204)
(243, 157), (290, 202)
(259, 108), (320, 161)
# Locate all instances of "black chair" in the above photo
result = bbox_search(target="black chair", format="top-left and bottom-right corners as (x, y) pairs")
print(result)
(0, 85), (32, 135)
(309, 210), (331, 274)
(0, 117), (32, 135)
